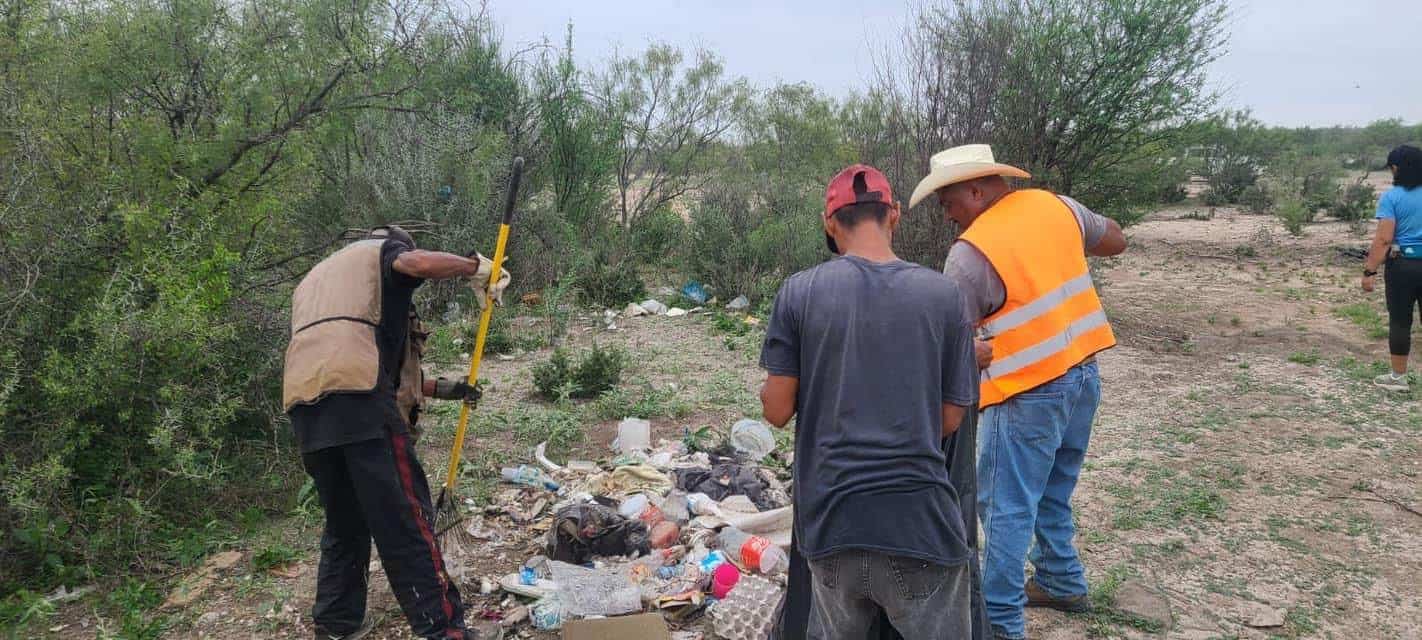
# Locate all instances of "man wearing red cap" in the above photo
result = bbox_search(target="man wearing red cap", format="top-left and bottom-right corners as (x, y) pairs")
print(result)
(759, 165), (979, 639)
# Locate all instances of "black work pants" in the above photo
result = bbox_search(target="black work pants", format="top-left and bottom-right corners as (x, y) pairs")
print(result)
(302, 429), (466, 640)
(1385, 257), (1422, 357)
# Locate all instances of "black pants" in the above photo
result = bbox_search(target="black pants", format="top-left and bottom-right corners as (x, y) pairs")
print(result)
(1385, 257), (1422, 357)
(302, 430), (466, 639)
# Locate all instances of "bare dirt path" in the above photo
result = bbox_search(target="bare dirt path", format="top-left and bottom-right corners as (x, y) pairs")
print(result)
(37, 207), (1421, 640)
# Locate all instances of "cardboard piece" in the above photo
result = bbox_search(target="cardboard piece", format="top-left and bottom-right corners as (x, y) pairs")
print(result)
(562, 613), (670, 640)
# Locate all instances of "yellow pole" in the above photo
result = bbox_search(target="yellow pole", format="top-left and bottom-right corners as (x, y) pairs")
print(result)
(439, 223), (510, 502)
(438, 156), (522, 511)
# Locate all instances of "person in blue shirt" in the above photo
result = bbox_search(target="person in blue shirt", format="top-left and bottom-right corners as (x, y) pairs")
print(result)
(1362, 144), (1422, 391)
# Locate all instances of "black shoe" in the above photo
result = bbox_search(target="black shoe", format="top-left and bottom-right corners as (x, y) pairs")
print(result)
(314, 616), (374, 640)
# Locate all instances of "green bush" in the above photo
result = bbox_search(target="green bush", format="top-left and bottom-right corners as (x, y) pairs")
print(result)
(575, 260), (647, 309)
(1240, 184), (1274, 214)
(532, 344), (626, 401)
(1203, 160), (1259, 204)
(1278, 199), (1313, 236)
(570, 343), (627, 399)
(1331, 181), (1375, 222)
(631, 208), (688, 266)
(532, 349), (574, 400)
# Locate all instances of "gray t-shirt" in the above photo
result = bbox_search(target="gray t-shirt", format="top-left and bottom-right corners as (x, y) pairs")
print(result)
(759, 255), (978, 566)
(946, 194), (1110, 322)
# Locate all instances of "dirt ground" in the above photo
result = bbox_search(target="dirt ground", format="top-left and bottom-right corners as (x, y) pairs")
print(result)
(35, 205), (1422, 640)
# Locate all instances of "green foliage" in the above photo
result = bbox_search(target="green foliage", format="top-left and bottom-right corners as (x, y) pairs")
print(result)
(1331, 179), (1376, 222)
(575, 246), (648, 308)
(630, 208), (688, 267)
(251, 543), (301, 572)
(570, 344), (628, 399)
(1239, 184), (1275, 214)
(591, 385), (694, 421)
(532, 344), (627, 401)
(107, 579), (167, 640)
(1277, 198), (1313, 236)
(533, 349), (575, 401)
(894, 0), (1229, 214)
(0, 589), (55, 629)
(1335, 304), (1391, 340)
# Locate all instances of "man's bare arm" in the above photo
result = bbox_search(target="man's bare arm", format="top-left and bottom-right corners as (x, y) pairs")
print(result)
(760, 375), (799, 428)
(942, 403), (966, 438)
(1088, 218), (1127, 257)
(393, 250), (480, 280)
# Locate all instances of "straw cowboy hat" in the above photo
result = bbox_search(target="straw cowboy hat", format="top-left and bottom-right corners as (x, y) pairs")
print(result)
(909, 144), (1031, 208)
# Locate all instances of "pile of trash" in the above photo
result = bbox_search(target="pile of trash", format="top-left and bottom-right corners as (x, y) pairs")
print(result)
(446, 416), (791, 639)
(609, 282), (755, 330)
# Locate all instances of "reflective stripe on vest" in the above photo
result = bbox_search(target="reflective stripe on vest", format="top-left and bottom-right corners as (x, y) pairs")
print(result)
(958, 189), (1116, 407)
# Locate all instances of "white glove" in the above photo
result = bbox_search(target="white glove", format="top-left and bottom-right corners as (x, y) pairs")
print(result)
(470, 252), (512, 310)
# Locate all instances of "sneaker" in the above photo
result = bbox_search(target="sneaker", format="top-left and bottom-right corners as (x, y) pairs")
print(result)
(314, 616), (374, 640)
(1026, 579), (1093, 613)
(1373, 373), (1410, 392)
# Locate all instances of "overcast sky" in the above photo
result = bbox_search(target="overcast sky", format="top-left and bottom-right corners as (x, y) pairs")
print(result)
(485, 0), (1421, 128)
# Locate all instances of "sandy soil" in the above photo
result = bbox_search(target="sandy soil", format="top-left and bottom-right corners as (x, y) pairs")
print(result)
(33, 206), (1422, 640)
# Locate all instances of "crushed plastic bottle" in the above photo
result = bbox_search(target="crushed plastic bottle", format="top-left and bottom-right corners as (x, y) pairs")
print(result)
(530, 594), (564, 630)
(710, 573), (782, 640)
(500, 465), (559, 491)
(730, 419), (776, 461)
(717, 527), (788, 574)
(686, 493), (720, 516)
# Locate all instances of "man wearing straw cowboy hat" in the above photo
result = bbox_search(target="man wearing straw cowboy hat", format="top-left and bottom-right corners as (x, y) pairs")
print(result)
(910, 145), (1126, 640)
(282, 225), (510, 640)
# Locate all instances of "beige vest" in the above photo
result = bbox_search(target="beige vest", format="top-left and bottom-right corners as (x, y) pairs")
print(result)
(282, 240), (426, 427)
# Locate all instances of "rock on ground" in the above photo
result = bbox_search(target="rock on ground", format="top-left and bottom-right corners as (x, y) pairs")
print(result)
(1113, 579), (1172, 629)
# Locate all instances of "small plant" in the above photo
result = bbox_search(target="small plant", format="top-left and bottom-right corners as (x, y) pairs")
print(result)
(251, 542), (300, 572)
(533, 348), (573, 400)
(1288, 350), (1320, 366)
(532, 344), (627, 400)
(1277, 198), (1312, 236)
(711, 311), (752, 336)
(570, 343), (626, 399)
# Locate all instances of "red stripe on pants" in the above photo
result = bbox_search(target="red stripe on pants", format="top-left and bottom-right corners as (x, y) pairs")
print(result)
(388, 430), (460, 637)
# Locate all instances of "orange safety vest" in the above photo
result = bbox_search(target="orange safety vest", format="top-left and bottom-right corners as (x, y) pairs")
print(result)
(958, 189), (1116, 408)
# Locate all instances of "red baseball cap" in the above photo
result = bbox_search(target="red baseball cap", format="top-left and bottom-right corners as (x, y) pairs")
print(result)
(824, 164), (894, 254)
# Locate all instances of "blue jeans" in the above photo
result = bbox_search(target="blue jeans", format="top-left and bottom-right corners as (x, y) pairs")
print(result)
(977, 362), (1100, 639)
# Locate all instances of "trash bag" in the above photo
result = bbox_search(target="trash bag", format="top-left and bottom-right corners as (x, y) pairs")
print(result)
(681, 281), (709, 305)
(673, 463), (776, 511)
(545, 503), (650, 565)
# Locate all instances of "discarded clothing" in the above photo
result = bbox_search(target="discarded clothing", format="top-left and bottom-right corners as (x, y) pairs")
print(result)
(673, 463), (779, 511)
(545, 503), (650, 565)
(577, 464), (673, 499)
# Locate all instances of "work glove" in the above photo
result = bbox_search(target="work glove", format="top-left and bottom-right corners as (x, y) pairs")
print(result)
(469, 252), (513, 310)
(432, 377), (482, 405)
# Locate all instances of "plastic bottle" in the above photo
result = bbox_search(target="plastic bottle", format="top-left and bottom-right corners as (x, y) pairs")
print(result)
(686, 492), (720, 516)
(500, 465), (559, 491)
(717, 527), (788, 574)
(618, 494), (650, 519)
(698, 549), (728, 573)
